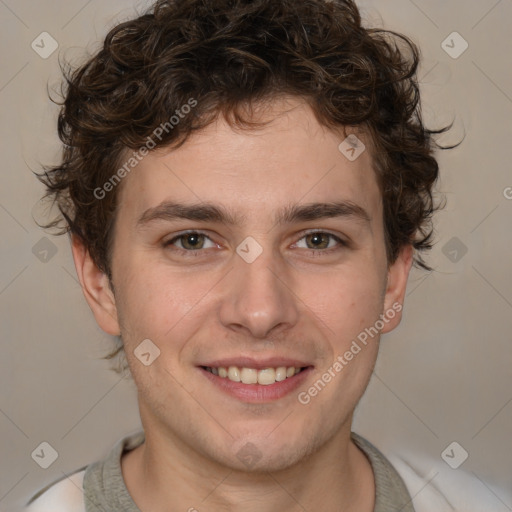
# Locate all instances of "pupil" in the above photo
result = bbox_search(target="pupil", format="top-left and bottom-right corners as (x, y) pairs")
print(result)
(309, 233), (326, 248)
(185, 234), (202, 249)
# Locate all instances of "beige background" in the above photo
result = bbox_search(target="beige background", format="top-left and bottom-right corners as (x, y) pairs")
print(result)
(1, 0), (511, 510)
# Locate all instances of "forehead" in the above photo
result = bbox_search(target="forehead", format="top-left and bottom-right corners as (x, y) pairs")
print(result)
(116, 98), (382, 224)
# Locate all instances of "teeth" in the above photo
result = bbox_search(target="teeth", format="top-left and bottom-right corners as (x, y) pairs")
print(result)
(275, 367), (287, 382)
(206, 366), (303, 385)
(240, 368), (258, 384)
(257, 368), (276, 385)
(228, 366), (241, 382)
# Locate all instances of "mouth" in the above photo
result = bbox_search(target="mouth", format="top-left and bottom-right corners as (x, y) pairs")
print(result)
(201, 365), (307, 385)
(198, 361), (314, 403)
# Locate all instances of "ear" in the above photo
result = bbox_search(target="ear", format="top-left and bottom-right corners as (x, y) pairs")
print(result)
(380, 244), (414, 334)
(71, 236), (121, 336)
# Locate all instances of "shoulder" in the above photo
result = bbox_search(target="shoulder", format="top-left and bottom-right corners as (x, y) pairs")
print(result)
(351, 432), (415, 511)
(24, 430), (145, 512)
(368, 441), (512, 512)
(24, 468), (86, 512)
(351, 432), (510, 512)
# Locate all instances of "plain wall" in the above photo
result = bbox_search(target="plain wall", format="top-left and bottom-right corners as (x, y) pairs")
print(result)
(1, 0), (511, 510)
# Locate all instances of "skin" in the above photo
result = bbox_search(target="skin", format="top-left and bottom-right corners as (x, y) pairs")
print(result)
(73, 97), (413, 512)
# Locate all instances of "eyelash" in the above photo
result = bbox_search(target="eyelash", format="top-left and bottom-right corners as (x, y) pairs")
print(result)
(162, 230), (348, 258)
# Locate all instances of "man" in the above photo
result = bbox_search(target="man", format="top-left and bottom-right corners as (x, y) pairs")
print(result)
(25, 0), (450, 510)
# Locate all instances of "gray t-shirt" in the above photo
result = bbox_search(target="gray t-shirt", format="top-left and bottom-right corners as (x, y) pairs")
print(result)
(82, 430), (415, 511)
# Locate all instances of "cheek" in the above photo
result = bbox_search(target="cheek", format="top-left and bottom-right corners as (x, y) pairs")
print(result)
(113, 255), (216, 351)
(112, 257), (174, 343)
(303, 264), (385, 338)
(307, 273), (384, 399)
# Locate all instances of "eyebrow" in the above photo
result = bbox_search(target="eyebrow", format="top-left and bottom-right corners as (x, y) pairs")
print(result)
(136, 200), (371, 228)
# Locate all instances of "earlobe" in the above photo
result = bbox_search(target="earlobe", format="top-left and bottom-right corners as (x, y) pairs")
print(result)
(71, 236), (121, 336)
(380, 244), (414, 334)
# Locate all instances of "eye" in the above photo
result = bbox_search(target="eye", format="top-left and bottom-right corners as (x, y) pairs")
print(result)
(294, 231), (346, 251)
(164, 231), (217, 251)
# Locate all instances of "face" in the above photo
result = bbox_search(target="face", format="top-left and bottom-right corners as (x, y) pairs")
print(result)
(75, 97), (412, 472)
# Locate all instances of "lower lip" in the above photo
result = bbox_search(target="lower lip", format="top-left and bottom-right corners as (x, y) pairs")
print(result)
(199, 367), (313, 403)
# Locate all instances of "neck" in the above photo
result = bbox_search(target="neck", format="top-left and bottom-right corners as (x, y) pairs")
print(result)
(121, 422), (375, 512)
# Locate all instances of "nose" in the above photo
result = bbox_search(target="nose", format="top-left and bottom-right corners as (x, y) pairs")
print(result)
(218, 246), (300, 339)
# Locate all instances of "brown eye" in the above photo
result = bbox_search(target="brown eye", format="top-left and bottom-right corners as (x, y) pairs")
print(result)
(165, 232), (216, 252)
(304, 233), (332, 249)
(293, 232), (347, 255)
(179, 233), (206, 250)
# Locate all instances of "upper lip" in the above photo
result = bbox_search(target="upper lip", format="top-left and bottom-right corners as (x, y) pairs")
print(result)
(199, 357), (313, 370)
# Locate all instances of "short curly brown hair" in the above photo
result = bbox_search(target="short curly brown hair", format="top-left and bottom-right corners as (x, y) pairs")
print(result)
(40, 0), (451, 281)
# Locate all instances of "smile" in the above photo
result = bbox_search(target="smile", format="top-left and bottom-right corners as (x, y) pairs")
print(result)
(199, 364), (313, 403)
(203, 366), (305, 385)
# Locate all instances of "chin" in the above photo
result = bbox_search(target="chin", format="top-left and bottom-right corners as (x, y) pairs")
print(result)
(222, 435), (318, 474)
